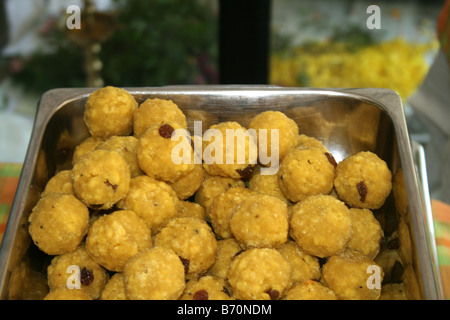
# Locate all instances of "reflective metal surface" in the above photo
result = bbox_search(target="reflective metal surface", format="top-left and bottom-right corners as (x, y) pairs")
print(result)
(0, 86), (444, 299)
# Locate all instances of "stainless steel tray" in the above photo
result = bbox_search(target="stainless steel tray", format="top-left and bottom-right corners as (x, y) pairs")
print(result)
(0, 85), (444, 299)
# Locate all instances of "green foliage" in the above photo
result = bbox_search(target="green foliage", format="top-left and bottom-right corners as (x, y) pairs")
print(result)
(101, 0), (218, 87)
(10, 0), (218, 94)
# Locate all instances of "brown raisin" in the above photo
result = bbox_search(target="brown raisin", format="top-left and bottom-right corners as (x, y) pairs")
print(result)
(179, 256), (190, 274)
(104, 179), (118, 192)
(80, 267), (94, 286)
(236, 165), (254, 180)
(159, 123), (175, 138)
(265, 288), (280, 300)
(324, 152), (337, 167)
(193, 289), (209, 300)
(357, 181), (368, 203)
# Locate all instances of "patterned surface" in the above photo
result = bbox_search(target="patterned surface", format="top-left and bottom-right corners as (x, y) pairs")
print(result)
(432, 199), (450, 299)
(0, 163), (22, 244)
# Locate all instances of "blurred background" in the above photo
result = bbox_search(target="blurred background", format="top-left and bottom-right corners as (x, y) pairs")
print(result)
(0, 0), (448, 203)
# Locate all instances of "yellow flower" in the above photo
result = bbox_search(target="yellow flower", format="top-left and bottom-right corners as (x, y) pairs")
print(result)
(270, 37), (438, 101)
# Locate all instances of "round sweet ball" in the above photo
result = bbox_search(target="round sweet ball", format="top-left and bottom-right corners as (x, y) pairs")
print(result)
(40, 170), (73, 198)
(290, 194), (351, 258)
(47, 246), (109, 299)
(202, 121), (257, 179)
(72, 136), (103, 165)
(44, 287), (91, 300)
(248, 165), (290, 204)
(95, 135), (142, 178)
(278, 240), (321, 284)
(283, 280), (337, 300)
(347, 208), (383, 259)
(84, 86), (138, 139)
(176, 200), (205, 220)
(123, 247), (186, 300)
(154, 217), (218, 276)
(136, 122), (195, 183)
(334, 151), (392, 209)
(117, 175), (178, 232)
(194, 174), (245, 219)
(227, 248), (292, 300)
(180, 275), (234, 300)
(278, 147), (336, 202)
(209, 187), (257, 239)
(100, 273), (127, 300)
(133, 98), (187, 138)
(85, 210), (152, 272)
(297, 134), (329, 152)
(248, 110), (299, 162)
(207, 238), (242, 280)
(28, 193), (89, 255)
(8, 260), (48, 300)
(230, 194), (289, 249)
(321, 249), (384, 300)
(168, 163), (205, 200)
(72, 149), (131, 210)
(379, 283), (408, 300)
